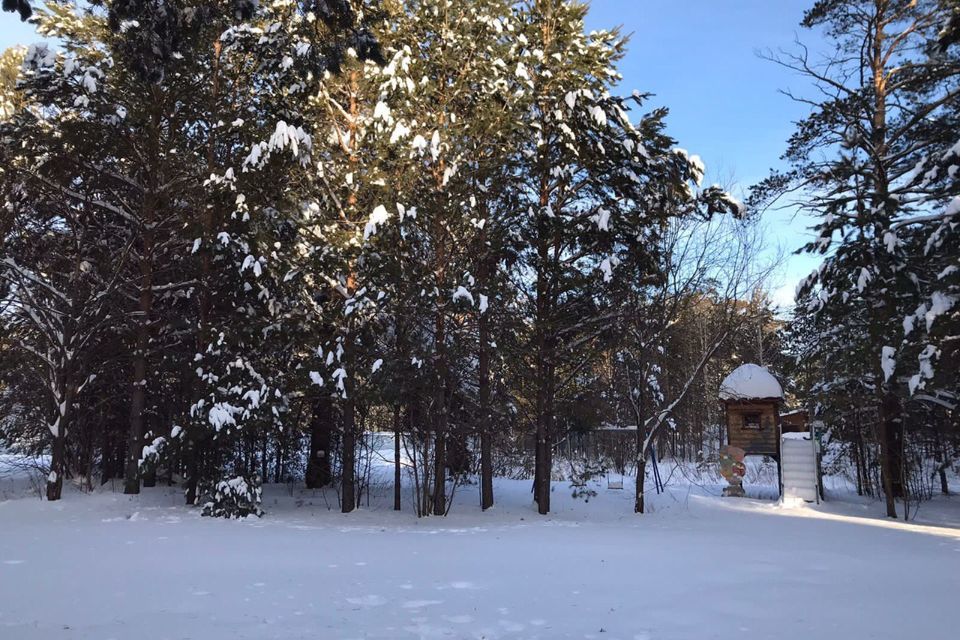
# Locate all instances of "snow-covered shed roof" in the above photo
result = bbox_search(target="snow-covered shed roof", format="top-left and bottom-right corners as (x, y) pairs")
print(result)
(718, 364), (784, 402)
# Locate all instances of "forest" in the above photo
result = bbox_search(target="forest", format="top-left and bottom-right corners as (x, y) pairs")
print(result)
(0, 0), (957, 527)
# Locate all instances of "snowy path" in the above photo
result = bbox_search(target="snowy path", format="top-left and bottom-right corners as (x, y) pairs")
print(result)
(1, 477), (958, 640)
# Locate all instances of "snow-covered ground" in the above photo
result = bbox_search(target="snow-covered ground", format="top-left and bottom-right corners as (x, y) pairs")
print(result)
(1, 455), (958, 640)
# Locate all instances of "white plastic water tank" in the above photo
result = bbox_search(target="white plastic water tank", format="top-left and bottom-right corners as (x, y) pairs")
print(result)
(781, 432), (818, 503)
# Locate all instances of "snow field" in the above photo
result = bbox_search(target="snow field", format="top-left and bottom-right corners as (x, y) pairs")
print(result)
(1, 462), (958, 640)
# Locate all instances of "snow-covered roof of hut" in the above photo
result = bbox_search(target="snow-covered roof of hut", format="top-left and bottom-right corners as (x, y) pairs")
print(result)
(718, 364), (783, 401)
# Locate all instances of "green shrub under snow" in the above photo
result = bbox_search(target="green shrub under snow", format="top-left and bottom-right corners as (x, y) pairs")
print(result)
(200, 475), (264, 519)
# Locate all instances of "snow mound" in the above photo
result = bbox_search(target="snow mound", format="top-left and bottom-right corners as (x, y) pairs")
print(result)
(718, 363), (783, 401)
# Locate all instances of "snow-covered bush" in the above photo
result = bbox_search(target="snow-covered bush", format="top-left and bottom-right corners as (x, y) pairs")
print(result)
(138, 436), (166, 481)
(567, 459), (608, 502)
(200, 475), (264, 519)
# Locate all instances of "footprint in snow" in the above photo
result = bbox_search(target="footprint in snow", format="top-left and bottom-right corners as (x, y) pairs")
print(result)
(403, 621), (452, 636)
(346, 595), (387, 607)
(402, 600), (443, 609)
(449, 581), (474, 589)
(2, 560), (24, 565)
(443, 615), (473, 624)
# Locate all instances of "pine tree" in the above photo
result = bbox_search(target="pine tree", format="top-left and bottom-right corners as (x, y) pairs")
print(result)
(374, 0), (522, 515)
(753, 0), (960, 517)
(175, 0), (384, 503)
(1, 37), (128, 499)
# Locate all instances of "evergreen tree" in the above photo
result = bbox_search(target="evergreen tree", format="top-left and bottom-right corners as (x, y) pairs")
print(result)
(374, 0), (522, 515)
(1, 35), (127, 499)
(753, 0), (959, 517)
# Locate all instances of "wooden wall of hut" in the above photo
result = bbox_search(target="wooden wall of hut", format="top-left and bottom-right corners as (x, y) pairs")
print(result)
(724, 401), (779, 456)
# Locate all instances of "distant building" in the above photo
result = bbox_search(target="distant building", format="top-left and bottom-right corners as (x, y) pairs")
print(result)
(781, 409), (809, 434)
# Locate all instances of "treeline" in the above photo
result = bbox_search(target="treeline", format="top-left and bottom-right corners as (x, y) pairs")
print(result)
(0, 0), (768, 516)
(760, 0), (960, 518)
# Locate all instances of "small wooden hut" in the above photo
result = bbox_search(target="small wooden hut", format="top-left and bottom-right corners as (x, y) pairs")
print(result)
(718, 363), (784, 458)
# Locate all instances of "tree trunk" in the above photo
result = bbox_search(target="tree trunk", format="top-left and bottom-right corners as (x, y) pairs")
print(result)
(531, 239), (557, 513)
(868, 2), (904, 519)
(420, 429), (431, 517)
(184, 438), (201, 505)
(100, 425), (117, 484)
(114, 442), (125, 485)
(534, 366), (554, 515)
(259, 433), (269, 482)
(334, 71), (364, 513)
(878, 386), (903, 518)
(479, 308), (494, 510)
(544, 426), (553, 511)
(431, 297), (450, 516)
(473, 214), (496, 511)
(533, 302), (546, 512)
(274, 434), (285, 484)
(46, 424), (66, 501)
(126, 97), (163, 496)
(184, 41), (223, 506)
(856, 414), (873, 496)
(935, 432), (950, 496)
(47, 354), (74, 501)
(393, 403), (402, 511)
(480, 432), (494, 510)
(534, 409), (550, 514)
(305, 396), (333, 489)
(635, 454), (647, 514)
(141, 414), (156, 488)
(341, 395), (356, 513)
(337, 266), (359, 512)
(432, 427), (446, 516)
(124, 300), (150, 495)
(853, 437), (864, 496)
(634, 386), (646, 514)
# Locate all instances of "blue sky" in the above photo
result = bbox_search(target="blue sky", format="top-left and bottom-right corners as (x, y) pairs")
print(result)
(1, 1), (826, 308)
(585, 0), (829, 309)
(1, 14), (34, 50)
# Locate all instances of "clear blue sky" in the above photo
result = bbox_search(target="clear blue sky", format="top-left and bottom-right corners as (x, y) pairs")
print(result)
(1, 1), (826, 308)
(1, 14), (34, 50)
(585, 0), (829, 309)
